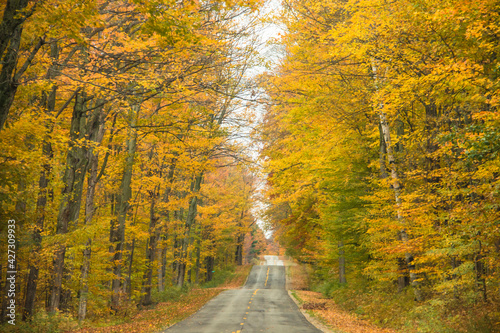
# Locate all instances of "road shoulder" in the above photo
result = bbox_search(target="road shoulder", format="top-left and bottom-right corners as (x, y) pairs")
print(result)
(284, 258), (397, 333)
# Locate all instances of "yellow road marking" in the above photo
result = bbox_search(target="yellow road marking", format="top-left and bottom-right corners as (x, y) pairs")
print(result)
(265, 267), (270, 286)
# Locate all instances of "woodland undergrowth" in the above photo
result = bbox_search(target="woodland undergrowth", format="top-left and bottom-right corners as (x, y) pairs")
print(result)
(304, 264), (499, 333)
(0, 265), (253, 333)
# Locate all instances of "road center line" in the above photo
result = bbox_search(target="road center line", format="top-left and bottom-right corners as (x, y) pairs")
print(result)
(241, 289), (259, 332)
(265, 267), (270, 287)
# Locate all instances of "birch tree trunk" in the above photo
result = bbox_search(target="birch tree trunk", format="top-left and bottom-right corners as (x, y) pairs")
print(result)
(372, 60), (421, 301)
(379, 107), (421, 301)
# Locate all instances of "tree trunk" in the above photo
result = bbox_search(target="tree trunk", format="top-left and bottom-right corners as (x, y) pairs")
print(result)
(125, 237), (135, 299)
(23, 73), (57, 320)
(235, 235), (244, 266)
(158, 247), (167, 292)
(379, 110), (421, 301)
(176, 174), (203, 288)
(205, 256), (214, 282)
(235, 209), (245, 266)
(157, 158), (176, 290)
(0, 0), (30, 131)
(141, 187), (159, 306)
(378, 106), (410, 292)
(49, 91), (89, 312)
(372, 60), (421, 301)
(172, 235), (179, 285)
(397, 258), (409, 292)
(195, 237), (201, 284)
(475, 241), (487, 301)
(177, 263), (186, 287)
(78, 101), (106, 322)
(23, 165), (49, 319)
(378, 122), (388, 179)
(110, 103), (139, 311)
(338, 241), (347, 284)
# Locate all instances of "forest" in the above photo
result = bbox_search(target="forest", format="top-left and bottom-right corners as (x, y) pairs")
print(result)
(0, 0), (266, 329)
(1, 0), (500, 332)
(261, 0), (500, 331)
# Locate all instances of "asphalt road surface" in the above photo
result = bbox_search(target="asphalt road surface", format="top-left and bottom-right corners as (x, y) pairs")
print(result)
(163, 255), (322, 333)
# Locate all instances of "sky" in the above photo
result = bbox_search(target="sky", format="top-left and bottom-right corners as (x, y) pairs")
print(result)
(249, 0), (285, 239)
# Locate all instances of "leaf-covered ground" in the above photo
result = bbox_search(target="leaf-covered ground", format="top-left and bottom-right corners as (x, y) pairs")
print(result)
(293, 290), (397, 333)
(70, 265), (253, 333)
(72, 288), (222, 333)
(286, 261), (398, 333)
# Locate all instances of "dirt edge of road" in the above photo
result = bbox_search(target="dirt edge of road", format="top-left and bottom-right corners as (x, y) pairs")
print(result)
(288, 289), (336, 333)
(284, 258), (398, 333)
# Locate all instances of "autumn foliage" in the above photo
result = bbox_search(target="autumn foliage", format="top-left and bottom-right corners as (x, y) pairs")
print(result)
(2, 0), (500, 331)
(260, 0), (500, 331)
(0, 0), (264, 327)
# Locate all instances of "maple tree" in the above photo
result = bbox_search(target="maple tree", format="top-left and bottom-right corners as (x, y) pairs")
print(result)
(0, 0), (264, 326)
(260, 0), (500, 330)
(2, 0), (500, 331)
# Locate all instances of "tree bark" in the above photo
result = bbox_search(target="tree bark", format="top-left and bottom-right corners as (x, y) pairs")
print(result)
(373, 60), (421, 301)
(338, 241), (347, 284)
(176, 174), (203, 287)
(110, 103), (139, 311)
(49, 90), (89, 312)
(78, 101), (106, 322)
(0, 0), (32, 131)
(141, 185), (159, 306)
(157, 247), (167, 292)
(195, 237), (201, 284)
(379, 110), (421, 301)
(22, 45), (59, 318)
(125, 237), (136, 299)
(23, 147), (51, 319)
(378, 122), (388, 179)
(205, 256), (214, 282)
(235, 209), (245, 266)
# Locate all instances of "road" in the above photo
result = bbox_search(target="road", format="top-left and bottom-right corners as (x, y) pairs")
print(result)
(163, 255), (322, 333)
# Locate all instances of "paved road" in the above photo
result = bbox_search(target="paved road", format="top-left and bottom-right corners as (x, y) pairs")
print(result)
(163, 255), (321, 333)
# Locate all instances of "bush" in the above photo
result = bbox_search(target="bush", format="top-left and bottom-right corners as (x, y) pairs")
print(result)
(152, 284), (191, 303)
(201, 267), (235, 289)
(0, 310), (78, 333)
(315, 280), (347, 298)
